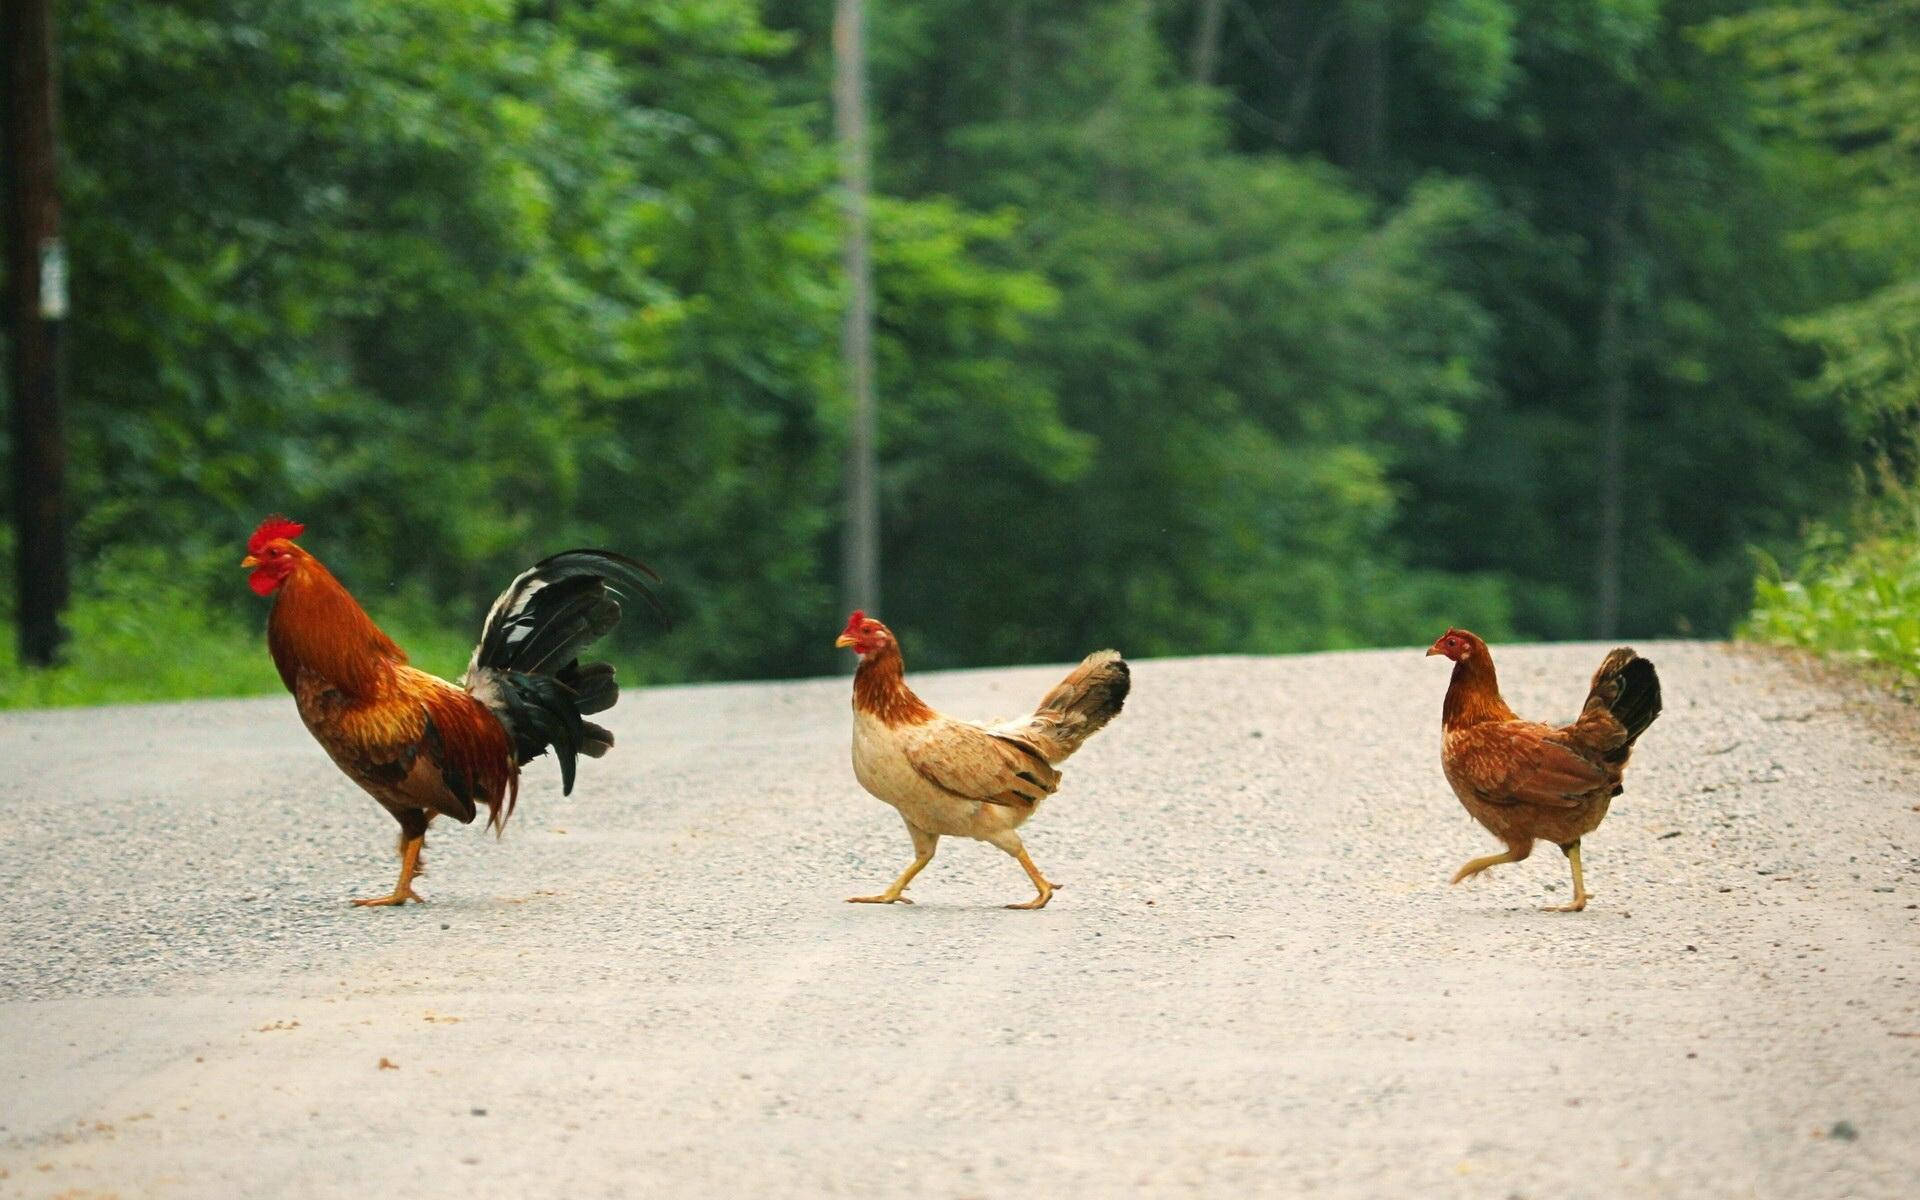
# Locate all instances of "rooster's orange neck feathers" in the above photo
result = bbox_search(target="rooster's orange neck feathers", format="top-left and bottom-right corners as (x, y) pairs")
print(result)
(1442, 649), (1516, 729)
(852, 642), (936, 727)
(266, 555), (407, 696)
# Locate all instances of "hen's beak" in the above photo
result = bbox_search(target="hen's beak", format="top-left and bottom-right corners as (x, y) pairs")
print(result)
(1425, 644), (1442, 656)
(241, 555), (261, 569)
(834, 634), (856, 649)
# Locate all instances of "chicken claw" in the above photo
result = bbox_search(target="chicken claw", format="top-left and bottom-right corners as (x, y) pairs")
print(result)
(1004, 883), (1055, 910)
(847, 836), (937, 906)
(1001, 847), (1059, 910)
(1449, 848), (1523, 886)
(351, 887), (426, 907)
(352, 835), (426, 908)
(1541, 843), (1590, 913)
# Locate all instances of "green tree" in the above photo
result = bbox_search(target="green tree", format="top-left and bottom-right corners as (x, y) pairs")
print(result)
(1714, 2), (1920, 682)
(1706, 0), (1920, 460)
(1177, 0), (1854, 637)
(774, 0), (1512, 661)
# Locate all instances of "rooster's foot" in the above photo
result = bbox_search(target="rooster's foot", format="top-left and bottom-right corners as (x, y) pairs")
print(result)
(846, 893), (914, 905)
(353, 833), (427, 908)
(351, 886), (425, 908)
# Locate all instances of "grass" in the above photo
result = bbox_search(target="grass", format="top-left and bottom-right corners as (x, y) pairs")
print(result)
(0, 594), (283, 710)
(1744, 495), (1920, 691)
(0, 550), (476, 711)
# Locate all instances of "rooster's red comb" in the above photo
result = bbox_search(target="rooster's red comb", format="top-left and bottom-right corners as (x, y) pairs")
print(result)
(248, 515), (306, 555)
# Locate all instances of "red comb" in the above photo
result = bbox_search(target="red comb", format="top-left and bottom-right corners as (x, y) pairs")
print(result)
(843, 610), (866, 634)
(248, 515), (305, 555)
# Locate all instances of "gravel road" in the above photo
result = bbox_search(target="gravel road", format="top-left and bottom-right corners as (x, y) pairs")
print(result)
(2, 642), (1917, 1198)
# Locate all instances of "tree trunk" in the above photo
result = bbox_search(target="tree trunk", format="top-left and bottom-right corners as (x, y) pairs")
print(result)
(4, 0), (69, 666)
(1334, 7), (1387, 183)
(834, 0), (880, 624)
(1007, 1), (1030, 118)
(1191, 0), (1227, 85)
(1592, 161), (1633, 639)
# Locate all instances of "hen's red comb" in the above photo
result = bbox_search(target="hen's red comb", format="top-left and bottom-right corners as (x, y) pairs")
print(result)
(248, 515), (306, 555)
(843, 610), (866, 635)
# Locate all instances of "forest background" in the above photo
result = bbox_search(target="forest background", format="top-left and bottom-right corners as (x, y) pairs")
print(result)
(1, 0), (1914, 707)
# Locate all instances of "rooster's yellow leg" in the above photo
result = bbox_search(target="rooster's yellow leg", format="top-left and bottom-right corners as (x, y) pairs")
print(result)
(353, 833), (426, 907)
(1004, 845), (1057, 911)
(1449, 847), (1524, 886)
(1544, 841), (1590, 913)
(848, 826), (938, 905)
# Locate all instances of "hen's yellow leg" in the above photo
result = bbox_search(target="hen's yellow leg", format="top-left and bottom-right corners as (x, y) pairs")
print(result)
(849, 826), (938, 905)
(1004, 846), (1057, 911)
(353, 834), (426, 907)
(1449, 847), (1523, 886)
(1544, 841), (1590, 913)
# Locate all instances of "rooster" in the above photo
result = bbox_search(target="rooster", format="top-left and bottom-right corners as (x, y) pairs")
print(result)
(835, 611), (1129, 909)
(243, 516), (663, 906)
(1428, 628), (1662, 912)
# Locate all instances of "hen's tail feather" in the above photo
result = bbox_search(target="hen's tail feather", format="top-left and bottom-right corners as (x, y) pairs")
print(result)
(463, 550), (664, 796)
(1588, 648), (1662, 755)
(1009, 650), (1130, 764)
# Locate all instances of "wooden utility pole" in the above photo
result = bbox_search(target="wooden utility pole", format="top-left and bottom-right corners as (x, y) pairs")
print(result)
(1592, 160), (1633, 639)
(834, 0), (879, 619)
(1336, 11), (1388, 184)
(1190, 0), (1227, 85)
(3, 0), (70, 665)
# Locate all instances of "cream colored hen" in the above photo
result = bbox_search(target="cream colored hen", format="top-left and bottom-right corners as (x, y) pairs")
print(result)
(835, 611), (1129, 909)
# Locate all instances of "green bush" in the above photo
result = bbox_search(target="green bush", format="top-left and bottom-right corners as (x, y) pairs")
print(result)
(1745, 499), (1920, 686)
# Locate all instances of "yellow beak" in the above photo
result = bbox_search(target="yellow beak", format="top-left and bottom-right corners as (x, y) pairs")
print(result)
(241, 555), (261, 569)
(1425, 645), (1442, 656)
(834, 634), (856, 649)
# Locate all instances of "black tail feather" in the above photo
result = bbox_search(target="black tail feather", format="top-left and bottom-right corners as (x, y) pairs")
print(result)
(485, 575), (620, 677)
(580, 719), (614, 758)
(469, 550), (665, 678)
(1588, 648), (1662, 756)
(1608, 655), (1662, 746)
(559, 660), (618, 717)
(464, 549), (663, 795)
(484, 672), (588, 793)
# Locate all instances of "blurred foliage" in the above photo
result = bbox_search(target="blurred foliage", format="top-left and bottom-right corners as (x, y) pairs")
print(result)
(832, 2), (1512, 664)
(1745, 493), (1920, 686)
(0, 0), (1912, 705)
(49, 0), (853, 684)
(1711, 1), (1920, 679)
(0, 539), (474, 707)
(1706, 0), (1920, 453)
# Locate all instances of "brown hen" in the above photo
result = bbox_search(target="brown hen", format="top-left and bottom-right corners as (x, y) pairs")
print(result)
(1429, 628), (1662, 912)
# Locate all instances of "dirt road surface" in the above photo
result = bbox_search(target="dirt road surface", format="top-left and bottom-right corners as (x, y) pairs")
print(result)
(3, 643), (1916, 1197)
